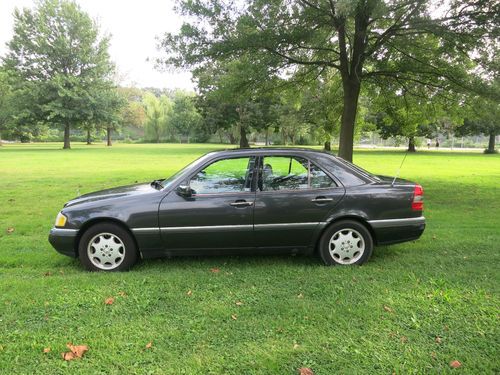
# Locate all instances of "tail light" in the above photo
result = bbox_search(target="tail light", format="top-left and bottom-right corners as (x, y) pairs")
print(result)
(412, 184), (424, 211)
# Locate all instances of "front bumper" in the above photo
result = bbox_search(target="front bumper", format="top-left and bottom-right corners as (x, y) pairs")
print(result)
(368, 217), (426, 245)
(48, 228), (79, 258)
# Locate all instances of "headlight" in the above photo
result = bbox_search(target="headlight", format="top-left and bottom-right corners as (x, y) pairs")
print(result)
(55, 212), (67, 227)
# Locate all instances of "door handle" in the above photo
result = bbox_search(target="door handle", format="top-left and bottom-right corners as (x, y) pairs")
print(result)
(230, 200), (254, 207)
(312, 196), (333, 203)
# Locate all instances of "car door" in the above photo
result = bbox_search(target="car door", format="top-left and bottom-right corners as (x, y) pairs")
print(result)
(158, 156), (257, 253)
(253, 154), (345, 249)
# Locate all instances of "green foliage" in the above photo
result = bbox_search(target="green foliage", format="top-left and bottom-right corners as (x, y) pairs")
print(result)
(142, 93), (172, 142)
(169, 91), (204, 142)
(160, 0), (498, 159)
(2, 0), (116, 148)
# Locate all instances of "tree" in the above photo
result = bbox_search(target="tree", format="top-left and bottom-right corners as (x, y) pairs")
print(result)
(143, 93), (171, 143)
(94, 88), (126, 146)
(0, 70), (13, 145)
(195, 57), (279, 148)
(169, 91), (203, 143)
(160, 0), (497, 161)
(456, 96), (500, 153)
(3, 0), (115, 148)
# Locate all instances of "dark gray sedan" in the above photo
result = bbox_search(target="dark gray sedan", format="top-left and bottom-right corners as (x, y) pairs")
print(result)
(49, 148), (425, 271)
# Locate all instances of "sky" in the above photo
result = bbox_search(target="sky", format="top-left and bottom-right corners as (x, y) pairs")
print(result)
(0, 0), (194, 90)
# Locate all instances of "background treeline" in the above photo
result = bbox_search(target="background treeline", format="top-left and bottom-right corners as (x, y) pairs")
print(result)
(0, 0), (498, 153)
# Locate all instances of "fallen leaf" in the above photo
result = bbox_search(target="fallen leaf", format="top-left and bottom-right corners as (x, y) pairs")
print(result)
(297, 293), (304, 299)
(43, 271), (52, 277)
(431, 351), (437, 359)
(400, 336), (408, 343)
(231, 314), (237, 320)
(235, 301), (243, 306)
(145, 342), (153, 349)
(210, 268), (220, 273)
(67, 344), (88, 358)
(104, 297), (114, 305)
(187, 290), (192, 296)
(450, 360), (462, 369)
(6, 227), (14, 234)
(293, 343), (300, 349)
(298, 368), (314, 375)
(118, 291), (127, 297)
(61, 343), (88, 360)
(43, 347), (51, 353)
(61, 352), (76, 361)
(435, 336), (442, 344)
(383, 305), (393, 313)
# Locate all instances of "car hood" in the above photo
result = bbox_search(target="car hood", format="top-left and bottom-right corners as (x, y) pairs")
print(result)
(64, 183), (157, 208)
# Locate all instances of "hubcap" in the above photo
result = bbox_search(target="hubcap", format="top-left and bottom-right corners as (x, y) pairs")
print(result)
(87, 232), (125, 270)
(329, 228), (365, 265)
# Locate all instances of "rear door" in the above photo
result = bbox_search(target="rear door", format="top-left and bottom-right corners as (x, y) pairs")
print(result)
(253, 154), (345, 249)
(159, 156), (257, 253)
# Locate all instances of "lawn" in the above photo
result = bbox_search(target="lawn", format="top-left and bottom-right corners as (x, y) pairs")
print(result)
(0, 143), (499, 374)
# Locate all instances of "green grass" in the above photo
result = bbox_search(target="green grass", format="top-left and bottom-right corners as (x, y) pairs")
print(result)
(0, 143), (499, 374)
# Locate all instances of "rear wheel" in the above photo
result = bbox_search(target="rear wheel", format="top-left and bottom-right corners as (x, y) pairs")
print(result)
(79, 223), (137, 271)
(319, 220), (373, 266)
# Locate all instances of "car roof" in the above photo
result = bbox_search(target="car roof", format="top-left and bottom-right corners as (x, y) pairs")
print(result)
(207, 147), (338, 158)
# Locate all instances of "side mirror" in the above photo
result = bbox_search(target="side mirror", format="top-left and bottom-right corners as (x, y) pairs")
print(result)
(176, 184), (192, 198)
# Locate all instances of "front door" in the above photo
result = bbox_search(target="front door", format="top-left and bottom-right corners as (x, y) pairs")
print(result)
(159, 156), (256, 253)
(253, 155), (345, 249)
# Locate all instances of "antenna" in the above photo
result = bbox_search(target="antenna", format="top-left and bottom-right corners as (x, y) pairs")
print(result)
(391, 151), (408, 186)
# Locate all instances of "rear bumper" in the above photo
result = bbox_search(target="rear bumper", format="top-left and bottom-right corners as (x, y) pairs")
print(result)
(48, 228), (78, 258)
(368, 217), (425, 245)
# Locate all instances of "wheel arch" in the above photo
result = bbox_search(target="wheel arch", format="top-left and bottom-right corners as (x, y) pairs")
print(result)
(75, 217), (141, 258)
(315, 215), (377, 253)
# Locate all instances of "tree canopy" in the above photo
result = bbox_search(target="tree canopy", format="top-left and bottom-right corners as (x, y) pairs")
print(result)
(160, 0), (498, 160)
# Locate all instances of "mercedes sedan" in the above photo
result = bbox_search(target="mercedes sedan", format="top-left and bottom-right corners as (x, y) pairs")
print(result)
(49, 148), (425, 271)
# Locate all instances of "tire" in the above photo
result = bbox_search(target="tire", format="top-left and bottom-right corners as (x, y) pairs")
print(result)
(79, 222), (138, 272)
(319, 220), (373, 266)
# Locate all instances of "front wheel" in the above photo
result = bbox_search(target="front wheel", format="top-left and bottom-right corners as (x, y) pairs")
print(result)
(319, 220), (373, 266)
(79, 223), (138, 272)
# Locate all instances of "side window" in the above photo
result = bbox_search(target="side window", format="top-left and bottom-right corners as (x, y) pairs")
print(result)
(260, 156), (309, 191)
(310, 162), (336, 189)
(189, 157), (254, 195)
(259, 156), (336, 191)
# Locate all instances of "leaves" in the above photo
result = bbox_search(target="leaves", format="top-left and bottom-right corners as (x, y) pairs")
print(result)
(61, 343), (88, 361)
(298, 368), (314, 375)
(104, 297), (114, 305)
(435, 336), (442, 344)
(6, 227), (14, 234)
(187, 290), (193, 296)
(450, 360), (462, 369)
(231, 314), (237, 320)
(210, 268), (220, 273)
(383, 305), (394, 313)
(235, 301), (243, 306)
(43, 347), (51, 353)
(145, 342), (153, 349)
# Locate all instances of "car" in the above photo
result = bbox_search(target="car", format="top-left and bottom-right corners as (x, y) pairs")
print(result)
(49, 148), (425, 271)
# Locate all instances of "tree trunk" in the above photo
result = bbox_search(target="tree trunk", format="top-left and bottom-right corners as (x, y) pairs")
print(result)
(408, 137), (416, 152)
(107, 127), (112, 146)
(324, 141), (331, 151)
(338, 80), (361, 162)
(0, 131), (2, 146)
(487, 132), (496, 153)
(265, 128), (269, 146)
(228, 132), (236, 144)
(63, 124), (71, 149)
(86, 129), (92, 145)
(239, 125), (249, 148)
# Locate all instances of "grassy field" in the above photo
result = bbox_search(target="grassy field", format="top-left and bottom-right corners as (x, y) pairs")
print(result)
(0, 143), (499, 374)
